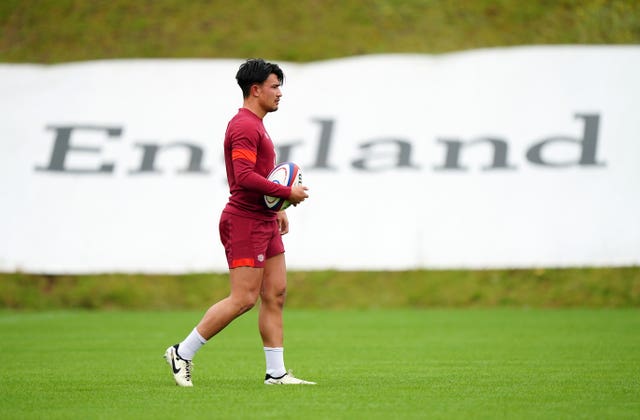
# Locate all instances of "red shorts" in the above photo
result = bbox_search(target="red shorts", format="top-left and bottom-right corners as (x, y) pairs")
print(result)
(219, 211), (285, 269)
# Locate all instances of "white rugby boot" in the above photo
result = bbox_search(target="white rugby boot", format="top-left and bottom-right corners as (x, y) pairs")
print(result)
(264, 371), (316, 385)
(164, 344), (193, 387)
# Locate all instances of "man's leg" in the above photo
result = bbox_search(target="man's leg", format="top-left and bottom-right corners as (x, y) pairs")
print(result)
(260, 253), (315, 385)
(197, 266), (264, 339)
(259, 253), (286, 348)
(165, 266), (263, 387)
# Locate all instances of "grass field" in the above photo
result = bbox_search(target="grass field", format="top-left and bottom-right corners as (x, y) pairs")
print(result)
(1, 309), (638, 419)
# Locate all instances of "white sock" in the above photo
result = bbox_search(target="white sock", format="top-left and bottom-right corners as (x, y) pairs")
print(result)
(264, 347), (286, 378)
(177, 328), (207, 361)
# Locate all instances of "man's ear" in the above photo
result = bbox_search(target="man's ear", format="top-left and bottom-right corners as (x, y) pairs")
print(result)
(251, 83), (261, 97)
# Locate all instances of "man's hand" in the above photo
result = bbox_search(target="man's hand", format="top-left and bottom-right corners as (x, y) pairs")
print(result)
(277, 211), (289, 235)
(287, 185), (309, 205)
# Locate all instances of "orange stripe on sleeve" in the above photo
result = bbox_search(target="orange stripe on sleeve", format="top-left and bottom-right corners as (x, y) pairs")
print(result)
(232, 148), (257, 163)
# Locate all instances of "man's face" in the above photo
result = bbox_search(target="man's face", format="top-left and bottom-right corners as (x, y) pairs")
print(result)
(256, 73), (282, 113)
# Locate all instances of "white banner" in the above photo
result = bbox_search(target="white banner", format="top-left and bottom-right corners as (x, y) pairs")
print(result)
(1, 46), (639, 273)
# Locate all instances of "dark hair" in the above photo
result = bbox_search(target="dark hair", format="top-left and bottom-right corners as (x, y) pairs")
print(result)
(236, 58), (284, 98)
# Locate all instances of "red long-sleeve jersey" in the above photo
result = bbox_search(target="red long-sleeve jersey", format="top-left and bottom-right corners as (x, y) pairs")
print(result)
(222, 108), (291, 220)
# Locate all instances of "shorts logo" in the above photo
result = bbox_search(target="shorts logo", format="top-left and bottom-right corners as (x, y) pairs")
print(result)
(257, 254), (265, 262)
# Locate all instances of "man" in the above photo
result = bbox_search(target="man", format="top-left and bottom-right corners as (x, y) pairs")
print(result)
(164, 58), (315, 386)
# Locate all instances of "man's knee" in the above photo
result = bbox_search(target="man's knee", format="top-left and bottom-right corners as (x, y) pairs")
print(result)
(232, 292), (260, 314)
(261, 286), (287, 306)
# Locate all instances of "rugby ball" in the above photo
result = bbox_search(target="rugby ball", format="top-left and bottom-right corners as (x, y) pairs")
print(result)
(264, 162), (303, 211)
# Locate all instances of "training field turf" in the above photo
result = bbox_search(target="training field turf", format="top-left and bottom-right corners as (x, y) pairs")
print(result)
(1, 309), (638, 419)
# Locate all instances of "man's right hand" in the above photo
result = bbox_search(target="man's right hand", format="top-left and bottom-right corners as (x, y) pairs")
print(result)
(288, 185), (309, 205)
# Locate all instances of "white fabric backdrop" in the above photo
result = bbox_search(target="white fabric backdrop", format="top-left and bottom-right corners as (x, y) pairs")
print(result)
(1, 46), (639, 273)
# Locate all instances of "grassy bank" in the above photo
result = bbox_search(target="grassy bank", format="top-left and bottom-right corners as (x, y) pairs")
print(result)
(1, 267), (639, 310)
(1, 0), (639, 63)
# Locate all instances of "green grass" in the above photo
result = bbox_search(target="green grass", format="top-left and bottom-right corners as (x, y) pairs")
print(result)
(1, 309), (638, 419)
(2, 267), (639, 310)
(1, 0), (639, 63)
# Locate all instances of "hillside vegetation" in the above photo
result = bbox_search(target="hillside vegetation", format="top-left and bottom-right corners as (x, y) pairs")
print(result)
(2, 268), (639, 309)
(1, 0), (639, 63)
